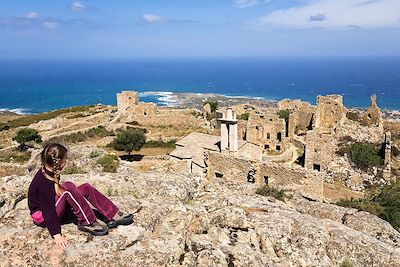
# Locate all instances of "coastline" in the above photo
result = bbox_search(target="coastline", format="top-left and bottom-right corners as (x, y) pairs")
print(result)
(2, 91), (400, 121)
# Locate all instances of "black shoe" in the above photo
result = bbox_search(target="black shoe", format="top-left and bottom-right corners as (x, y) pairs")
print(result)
(107, 214), (134, 229)
(78, 221), (109, 236)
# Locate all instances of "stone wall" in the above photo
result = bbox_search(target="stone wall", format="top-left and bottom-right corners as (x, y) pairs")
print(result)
(314, 95), (346, 134)
(207, 152), (254, 183)
(207, 152), (324, 200)
(246, 112), (286, 152)
(304, 131), (337, 172)
(117, 91), (139, 115)
(259, 163), (324, 200)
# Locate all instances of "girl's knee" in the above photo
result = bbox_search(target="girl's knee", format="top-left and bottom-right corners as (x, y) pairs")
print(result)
(80, 182), (92, 189)
(62, 181), (77, 190)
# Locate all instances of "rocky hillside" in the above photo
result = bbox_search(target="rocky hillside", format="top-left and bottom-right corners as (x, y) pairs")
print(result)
(1, 149), (400, 267)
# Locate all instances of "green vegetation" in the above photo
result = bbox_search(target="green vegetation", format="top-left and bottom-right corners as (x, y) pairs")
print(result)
(349, 143), (382, 169)
(13, 128), (42, 151)
(237, 113), (249, 121)
(106, 187), (119, 197)
(337, 181), (400, 231)
(0, 149), (31, 163)
(89, 150), (102, 158)
(111, 128), (146, 155)
(97, 154), (120, 173)
(143, 139), (176, 148)
(48, 126), (114, 144)
(4, 106), (94, 129)
(277, 109), (292, 120)
(340, 258), (356, 267)
(62, 166), (87, 175)
(255, 185), (290, 201)
(203, 101), (218, 113)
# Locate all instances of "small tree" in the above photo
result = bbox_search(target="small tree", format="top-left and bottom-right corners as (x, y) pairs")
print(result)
(277, 109), (291, 120)
(13, 128), (42, 151)
(349, 143), (382, 169)
(203, 101), (218, 113)
(112, 128), (146, 155)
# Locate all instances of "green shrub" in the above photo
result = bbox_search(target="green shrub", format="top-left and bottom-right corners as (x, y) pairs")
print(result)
(337, 181), (400, 231)
(203, 101), (218, 113)
(13, 128), (42, 151)
(255, 185), (289, 201)
(62, 166), (87, 175)
(349, 143), (382, 168)
(237, 113), (249, 121)
(89, 150), (102, 158)
(97, 154), (119, 173)
(340, 258), (356, 267)
(111, 128), (146, 155)
(143, 139), (176, 148)
(86, 126), (113, 138)
(277, 109), (292, 120)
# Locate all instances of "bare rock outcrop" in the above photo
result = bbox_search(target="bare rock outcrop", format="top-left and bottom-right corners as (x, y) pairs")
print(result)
(1, 166), (399, 266)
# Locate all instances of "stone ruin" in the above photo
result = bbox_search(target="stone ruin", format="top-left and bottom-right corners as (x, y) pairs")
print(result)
(169, 93), (393, 198)
(219, 108), (239, 153)
(116, 90), (206, 127)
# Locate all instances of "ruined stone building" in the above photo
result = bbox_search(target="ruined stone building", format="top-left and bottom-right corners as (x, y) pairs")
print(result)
(116, 91), (206, 127)
(167, 93), (393, 198)
(246, 111), (287, 153)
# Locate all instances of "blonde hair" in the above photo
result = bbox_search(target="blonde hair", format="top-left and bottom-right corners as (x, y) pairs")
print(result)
(41, 143), (68, 196)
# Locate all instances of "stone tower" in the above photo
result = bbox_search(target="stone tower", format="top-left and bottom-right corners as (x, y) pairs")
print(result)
(314, 95), (346, 134)
(117, 91), (139, 115)
(219, 108), (238, 152)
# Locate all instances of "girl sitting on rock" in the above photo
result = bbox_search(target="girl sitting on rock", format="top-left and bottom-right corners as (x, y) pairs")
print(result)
(28, 143), (133, 249)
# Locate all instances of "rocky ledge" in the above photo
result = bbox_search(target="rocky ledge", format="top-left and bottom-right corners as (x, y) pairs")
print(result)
(1, 165), (399, 267)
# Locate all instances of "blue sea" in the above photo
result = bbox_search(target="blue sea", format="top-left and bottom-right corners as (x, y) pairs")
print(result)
(0, 57), (399, 114)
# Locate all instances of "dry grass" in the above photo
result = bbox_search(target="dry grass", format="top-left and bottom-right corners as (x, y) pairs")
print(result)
(324, 182), (364, 202)
(0, 165), (26, 177)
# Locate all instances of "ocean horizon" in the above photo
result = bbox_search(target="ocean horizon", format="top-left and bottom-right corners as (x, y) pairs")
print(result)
(1, 57), (399, 114)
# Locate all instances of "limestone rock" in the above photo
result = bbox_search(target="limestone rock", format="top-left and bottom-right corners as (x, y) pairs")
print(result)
(1, 168), (399, 266)
(30, 117), (67, 131)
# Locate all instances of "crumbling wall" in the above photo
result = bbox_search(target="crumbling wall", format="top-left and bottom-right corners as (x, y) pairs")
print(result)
(278, 99), (312, 111)
(207, 152), (254, 182)
(117, 91), (139, 115)
(362, 95), (383, 127)
(259, 163), (324, 200)
(314, 95), (346, 134)
(304, 131), (337, 172)
(246, 112), (286, 152)
(207, 152), (324, 200)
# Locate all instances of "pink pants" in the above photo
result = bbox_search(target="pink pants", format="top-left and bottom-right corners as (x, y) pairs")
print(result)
(33, 182), (119, 226)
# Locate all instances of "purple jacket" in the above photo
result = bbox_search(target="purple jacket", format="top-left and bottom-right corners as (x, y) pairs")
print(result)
(28, 169), (61, 237)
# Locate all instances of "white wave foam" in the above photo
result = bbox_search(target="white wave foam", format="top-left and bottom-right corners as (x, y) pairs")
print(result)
(139, 91), (180, 107)
(0, 107), (30, 115)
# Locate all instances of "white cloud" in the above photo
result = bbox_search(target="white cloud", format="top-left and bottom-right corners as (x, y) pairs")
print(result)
(234, 0), (271, 8)
(253, 0), (400, 30)
(41, 21), (59, 29)
(234, 0), (260, 8)
(142, 14), (164, 23)
(69, 1), (85, 12)
(26, 12), (39, 19)
(138, 14), (197, 25)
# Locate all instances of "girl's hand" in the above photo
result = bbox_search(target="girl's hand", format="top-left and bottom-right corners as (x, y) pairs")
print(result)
(54, 234), (68, 249)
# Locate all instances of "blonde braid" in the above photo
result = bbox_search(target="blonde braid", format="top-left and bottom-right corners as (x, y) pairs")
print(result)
(49, 151), (64, 196)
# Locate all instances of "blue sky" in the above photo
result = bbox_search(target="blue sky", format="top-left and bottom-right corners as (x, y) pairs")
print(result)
(0, 0), (399, 58)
